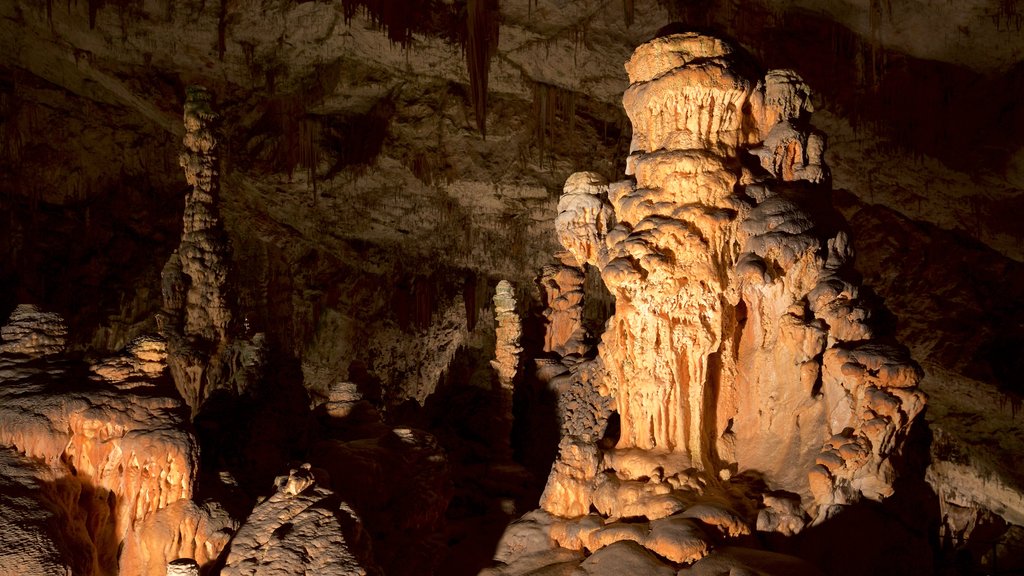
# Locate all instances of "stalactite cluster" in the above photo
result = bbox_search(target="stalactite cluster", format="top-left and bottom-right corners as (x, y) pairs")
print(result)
(531, 81), (576, 164)
(0, 80), (29, 169)
(993, 0), (1023, 30)
(466, 0), (500, 136)
(623, 0), (634, 27)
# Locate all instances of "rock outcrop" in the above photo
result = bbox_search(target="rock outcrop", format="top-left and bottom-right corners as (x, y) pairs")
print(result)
(491, 31), (926, 575)
(0, 305), (226, 575)
(221, 464), (374, 576)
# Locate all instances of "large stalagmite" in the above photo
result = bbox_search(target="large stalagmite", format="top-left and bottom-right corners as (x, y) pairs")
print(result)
(491, 31), (927, 575)
(160, 86), (265, 417)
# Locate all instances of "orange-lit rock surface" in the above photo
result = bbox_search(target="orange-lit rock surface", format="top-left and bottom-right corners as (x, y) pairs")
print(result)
(0, 305), (233, 575)
(492, 31), (926, 575)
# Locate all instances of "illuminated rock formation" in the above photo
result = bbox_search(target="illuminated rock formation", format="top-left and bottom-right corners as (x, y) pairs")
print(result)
(491, 279), (522, 390)
(160, 86), (266, 416)
(494, 31), (926, 574)
(166, 559), (200, 576)
(0, 304), (67, 357)
(538, 252), (589, 358)
(176, 86), (232, 342)
(0, 305), (217, 575)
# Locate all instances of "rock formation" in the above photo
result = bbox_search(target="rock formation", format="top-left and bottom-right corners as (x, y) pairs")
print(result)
(538, 253), (589, 358)
(491, 280), (522, 390)
(2, 0), (1023, 571)
(490, 31), (927, 575)
(160, 86), (265, 417)
(221, 464), (374, 576)
(0, 304), (67, 357)
(167, 559), (201, 576)
(0, 304), (224, 575)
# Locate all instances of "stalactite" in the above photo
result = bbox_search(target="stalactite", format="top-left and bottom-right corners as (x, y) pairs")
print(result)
(466, 0), (500, 137)
(531, 81), (576, 165)
(993, 0), (1023, 31)
(623, 0), (634, 27)
(88, 0), (100, 28)
(338, 0), (448, 47)
(463, 271), (481, 331)
(414, 276), (436, 331)
(218, 0), (228, 60)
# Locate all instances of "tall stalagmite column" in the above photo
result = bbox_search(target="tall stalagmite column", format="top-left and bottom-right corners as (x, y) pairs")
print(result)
(161, 86), (265, 416)
(177, 86), (232, 342)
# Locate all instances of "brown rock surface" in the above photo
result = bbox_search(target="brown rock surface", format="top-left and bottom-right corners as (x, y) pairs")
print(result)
(221, 465), (374, 576)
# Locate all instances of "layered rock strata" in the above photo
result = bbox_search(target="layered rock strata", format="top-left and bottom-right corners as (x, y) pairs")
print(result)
(491, 32), (926, 574)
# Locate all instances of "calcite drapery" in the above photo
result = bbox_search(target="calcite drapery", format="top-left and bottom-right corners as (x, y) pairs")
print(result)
(541, 31), (925, 529)
(538, 252), (589, 358)
(0, 305), (213, 576)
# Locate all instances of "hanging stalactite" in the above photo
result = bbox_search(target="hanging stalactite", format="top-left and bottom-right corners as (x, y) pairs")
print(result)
(218, 0), (228, 60)
(531, 81), (576, 165)
(466, 0), (500, 137)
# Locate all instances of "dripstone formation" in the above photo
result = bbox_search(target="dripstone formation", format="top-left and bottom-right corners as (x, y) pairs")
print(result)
(488, 32), (926, 575)
(160, 86), (266, 417)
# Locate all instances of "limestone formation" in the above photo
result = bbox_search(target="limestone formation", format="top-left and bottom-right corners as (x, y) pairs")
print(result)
(0, 306), (216, 575)
(121, 499), (237, 576)
(221, 465), (374, 576)
(494, 31), (925, 575)
(177, 85), (232, 342)
(538, 252), (588, 358)
(491, 279), (522, 390)
(554, 29), (923, 513)
(0, 447), (76, 575)
(0, 304), (67, 357)
(167, 558), (200, 576)
(160, 86), (266, 416)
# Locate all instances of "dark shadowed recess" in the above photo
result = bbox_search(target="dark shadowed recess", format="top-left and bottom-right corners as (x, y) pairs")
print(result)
(772, 418), (942, 576)
(834, 189), (1024, 404)
(661, 0), (1024, 175)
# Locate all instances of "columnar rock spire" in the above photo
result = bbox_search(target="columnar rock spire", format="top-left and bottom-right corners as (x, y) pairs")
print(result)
(176, 85), (232, 341)
(161, 86), (265, 416)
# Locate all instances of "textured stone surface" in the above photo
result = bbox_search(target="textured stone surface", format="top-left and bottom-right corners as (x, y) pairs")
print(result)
(160, 86), (266, 417)
(544, 32), (926, 519)
(221, 466), (373, 576)
(0, 0), (1022, 573)
(0, 307), (210, 575)
(0, 304), (67, 357)
(491, 280), (522, 390)
(501, 30), (931, 576)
